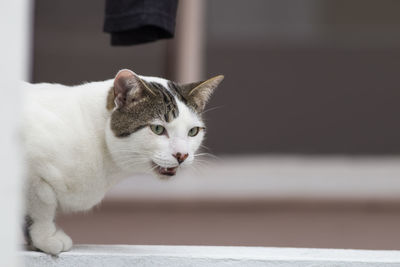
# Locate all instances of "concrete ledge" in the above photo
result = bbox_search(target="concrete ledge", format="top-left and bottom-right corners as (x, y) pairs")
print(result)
(22, 245), (400, 267)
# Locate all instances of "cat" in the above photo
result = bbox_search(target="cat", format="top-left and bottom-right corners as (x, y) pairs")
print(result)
(22, 69), (223, 255)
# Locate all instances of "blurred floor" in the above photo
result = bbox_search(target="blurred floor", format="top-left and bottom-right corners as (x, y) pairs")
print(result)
(58, 200), (400, 250)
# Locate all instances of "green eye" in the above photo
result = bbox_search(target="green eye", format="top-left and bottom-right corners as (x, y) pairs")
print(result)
(188, 127), (200, 137)
(150, 125), (165, 135)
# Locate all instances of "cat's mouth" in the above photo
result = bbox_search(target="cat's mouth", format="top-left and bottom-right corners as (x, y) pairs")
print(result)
(152, 162), (178, 176)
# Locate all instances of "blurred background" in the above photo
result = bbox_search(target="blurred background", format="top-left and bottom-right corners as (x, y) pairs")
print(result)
(33, 0), (400, 250)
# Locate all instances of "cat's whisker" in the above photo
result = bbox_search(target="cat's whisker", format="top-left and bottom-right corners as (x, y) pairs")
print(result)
(188, 162), (207, 177)
(193, 158), (214, 165)
(193, 156), (210, 165)
(200, 105), (224, 115)
(192, 161), (209, 167)
(199, 144), (213, 152)
(150, 165), (158, 171)
(194, 152), (219, 159)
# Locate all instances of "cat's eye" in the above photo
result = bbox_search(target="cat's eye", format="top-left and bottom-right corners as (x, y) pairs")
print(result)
(150, 125), (165, 135)
(188, 127), (200, 137)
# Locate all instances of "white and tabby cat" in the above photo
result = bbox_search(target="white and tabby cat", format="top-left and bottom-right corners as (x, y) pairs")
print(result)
(22, 69), (223, 254)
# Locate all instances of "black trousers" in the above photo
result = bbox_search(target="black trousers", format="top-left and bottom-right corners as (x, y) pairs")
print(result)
(104, 0), (179, 46)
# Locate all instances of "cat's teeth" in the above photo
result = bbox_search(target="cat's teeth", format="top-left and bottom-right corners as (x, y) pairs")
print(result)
(152, 161), (178, 176)
(159, 166), (177, 176)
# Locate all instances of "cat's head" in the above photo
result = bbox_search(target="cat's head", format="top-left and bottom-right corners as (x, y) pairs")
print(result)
(105, 69), (223, 178)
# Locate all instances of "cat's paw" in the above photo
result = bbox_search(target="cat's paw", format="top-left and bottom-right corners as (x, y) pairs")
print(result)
(32, 229), (73, 255)
(54, 229), (73, 252)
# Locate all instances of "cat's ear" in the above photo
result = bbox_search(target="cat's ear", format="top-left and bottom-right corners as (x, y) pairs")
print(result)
(181, 75), (224, 112)
(113, 69), (156, 109)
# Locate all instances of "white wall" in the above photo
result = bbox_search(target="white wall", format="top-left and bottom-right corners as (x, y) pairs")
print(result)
(0, 0), (31, 265)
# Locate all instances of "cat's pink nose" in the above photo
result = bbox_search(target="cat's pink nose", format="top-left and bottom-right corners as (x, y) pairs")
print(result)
(173, 153), (188, 164)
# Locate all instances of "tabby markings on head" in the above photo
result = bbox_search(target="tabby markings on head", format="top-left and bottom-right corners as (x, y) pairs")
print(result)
(146, 82), (179, 123)
(108, 71), (224, 138)
(108, 80), (182, 138)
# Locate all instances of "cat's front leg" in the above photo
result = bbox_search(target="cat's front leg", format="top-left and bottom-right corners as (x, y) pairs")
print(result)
(26, 179), (72, 255)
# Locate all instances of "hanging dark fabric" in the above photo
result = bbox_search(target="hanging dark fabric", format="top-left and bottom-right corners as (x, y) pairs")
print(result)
(104, 0), (179, 46)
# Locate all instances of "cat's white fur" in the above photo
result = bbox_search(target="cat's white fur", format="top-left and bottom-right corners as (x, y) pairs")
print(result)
(22, 74), (205, 254)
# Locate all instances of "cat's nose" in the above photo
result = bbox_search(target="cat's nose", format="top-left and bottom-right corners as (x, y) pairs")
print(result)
(173, 152), (188, 164)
